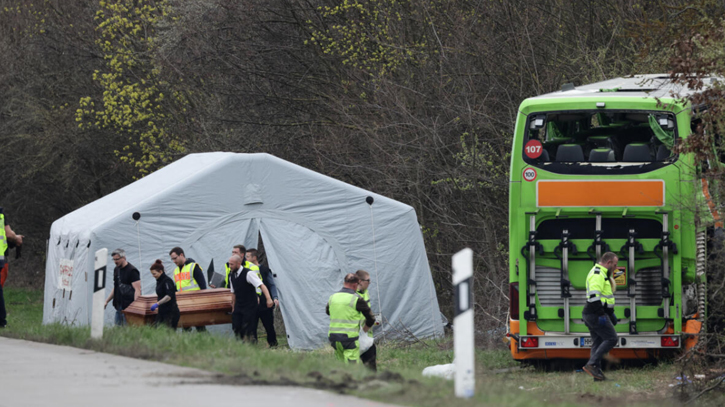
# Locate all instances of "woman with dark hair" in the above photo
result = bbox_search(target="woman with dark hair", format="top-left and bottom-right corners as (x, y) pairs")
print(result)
(149, 259), (180, 329)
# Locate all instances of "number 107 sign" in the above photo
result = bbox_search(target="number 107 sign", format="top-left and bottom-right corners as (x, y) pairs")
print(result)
(524, 139), (543, 159)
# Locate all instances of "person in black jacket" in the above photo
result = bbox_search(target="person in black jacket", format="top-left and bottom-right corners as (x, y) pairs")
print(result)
(104, 248), (141, 326)
(246, 248), (279, 347)
(149, 259), (180, 329)
(228, 254), (273, 342)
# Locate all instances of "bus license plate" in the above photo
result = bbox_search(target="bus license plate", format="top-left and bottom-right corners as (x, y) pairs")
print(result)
(580, 337), (592, 347)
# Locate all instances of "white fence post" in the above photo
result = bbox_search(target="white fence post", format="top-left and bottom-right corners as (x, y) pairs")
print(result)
(91, 248), (108, 339)
(453, 248), (474, 398)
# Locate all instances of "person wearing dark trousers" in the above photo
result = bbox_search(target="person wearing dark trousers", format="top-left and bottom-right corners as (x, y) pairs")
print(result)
(246, 248), (278, 347)
(355, 269), (377, 371)
(149, 259), (180, 329)
(169, 247), (207, 332)
(104, 248), (141, 326)
(582, 251), (619, 381)
(0, 207), (23, 328)
(229, 254), (273, 342)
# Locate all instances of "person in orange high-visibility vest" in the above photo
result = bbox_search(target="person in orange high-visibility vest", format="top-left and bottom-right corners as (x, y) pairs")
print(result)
(169, 246), (207, 332)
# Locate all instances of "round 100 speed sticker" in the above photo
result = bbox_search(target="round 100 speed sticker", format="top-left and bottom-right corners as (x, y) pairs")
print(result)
(523, 167), (537, 182)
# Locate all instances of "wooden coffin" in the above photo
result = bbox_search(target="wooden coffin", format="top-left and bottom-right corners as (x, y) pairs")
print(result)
(123, 288), (233, 328)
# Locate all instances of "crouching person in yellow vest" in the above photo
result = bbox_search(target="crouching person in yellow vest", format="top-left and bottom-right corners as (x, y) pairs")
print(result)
(169, 246), (207, 332)
(326, 273), (375, 364)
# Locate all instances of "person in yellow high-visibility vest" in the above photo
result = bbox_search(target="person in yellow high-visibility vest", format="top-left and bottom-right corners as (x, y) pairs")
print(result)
(169, 246), (207, 332)
(326, 273), (375, 364)
(355, 269), (377, 371)
(0, 207), (23, 329)
(582, 251), (619, 381)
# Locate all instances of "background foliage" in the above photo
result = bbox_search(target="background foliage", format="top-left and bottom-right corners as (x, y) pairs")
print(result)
(1, 0), (715, 346)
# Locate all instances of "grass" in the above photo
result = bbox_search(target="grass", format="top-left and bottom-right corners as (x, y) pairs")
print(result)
(0, 287), (714, 406)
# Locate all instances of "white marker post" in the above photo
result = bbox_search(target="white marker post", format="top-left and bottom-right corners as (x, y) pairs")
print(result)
(453, 248), (474, 398)
(91, 248), (108, 339)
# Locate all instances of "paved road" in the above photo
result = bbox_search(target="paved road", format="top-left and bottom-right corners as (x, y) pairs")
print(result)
(0, 337), (398, 407)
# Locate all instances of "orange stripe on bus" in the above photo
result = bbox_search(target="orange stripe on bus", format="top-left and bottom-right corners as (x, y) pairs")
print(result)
(537, 180), (664, 207)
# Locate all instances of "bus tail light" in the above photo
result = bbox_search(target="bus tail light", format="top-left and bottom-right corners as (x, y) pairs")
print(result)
(661, 336), (680, 347)
(509, 283), (519, 320)
(521, 337), (539, 348)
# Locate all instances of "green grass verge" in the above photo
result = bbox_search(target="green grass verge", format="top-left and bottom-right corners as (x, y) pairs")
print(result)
(0, 287), (691, 406)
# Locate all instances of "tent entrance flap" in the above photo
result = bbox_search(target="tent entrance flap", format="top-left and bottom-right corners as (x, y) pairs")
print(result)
(258, 217), (345, 350)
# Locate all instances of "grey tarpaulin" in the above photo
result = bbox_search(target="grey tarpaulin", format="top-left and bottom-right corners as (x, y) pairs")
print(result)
(42, 153), (443, 349)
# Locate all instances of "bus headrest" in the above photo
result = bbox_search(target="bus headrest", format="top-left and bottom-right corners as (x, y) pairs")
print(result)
(555, 144), (584, 162)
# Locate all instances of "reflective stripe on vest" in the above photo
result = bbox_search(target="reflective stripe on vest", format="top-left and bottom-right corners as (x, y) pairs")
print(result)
(174, 262), (200, 292)
(586, 264), (605, 303)
(586, 264), (615, 306)
(0, 214), (6, 262)
(328, 291), (363, 338)
(601, 267), (615, 306)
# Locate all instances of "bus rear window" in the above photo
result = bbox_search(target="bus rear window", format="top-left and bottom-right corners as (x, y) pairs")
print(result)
(523, 111), (677, 174)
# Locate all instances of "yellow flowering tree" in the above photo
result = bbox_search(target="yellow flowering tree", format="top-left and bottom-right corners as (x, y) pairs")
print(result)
(307, 0), (431, 82)
(76, 0), (187, 176)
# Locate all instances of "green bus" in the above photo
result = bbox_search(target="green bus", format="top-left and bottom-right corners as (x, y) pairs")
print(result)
(507, 75), (718, 361)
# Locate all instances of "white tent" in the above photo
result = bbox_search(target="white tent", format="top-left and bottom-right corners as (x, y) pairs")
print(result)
(43, 152), (443, 349)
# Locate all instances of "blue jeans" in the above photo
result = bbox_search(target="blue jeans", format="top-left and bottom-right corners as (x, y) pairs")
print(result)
(115, 309), (127, 326)
(582, 312), (618, 367)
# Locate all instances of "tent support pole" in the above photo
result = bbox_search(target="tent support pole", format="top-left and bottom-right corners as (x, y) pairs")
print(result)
(369, 203), (384, 343)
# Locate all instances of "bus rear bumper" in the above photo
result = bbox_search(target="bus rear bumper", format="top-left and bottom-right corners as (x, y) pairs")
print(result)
(508, 333), (681, 360)
(516, 333), (681, 349)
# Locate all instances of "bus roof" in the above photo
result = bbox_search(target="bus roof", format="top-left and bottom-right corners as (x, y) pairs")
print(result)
(530, 74), (722, 101)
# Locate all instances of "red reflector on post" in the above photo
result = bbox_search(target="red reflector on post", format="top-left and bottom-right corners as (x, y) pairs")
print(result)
(661, 336), (680, 347)
(521, 337), (539, 348)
